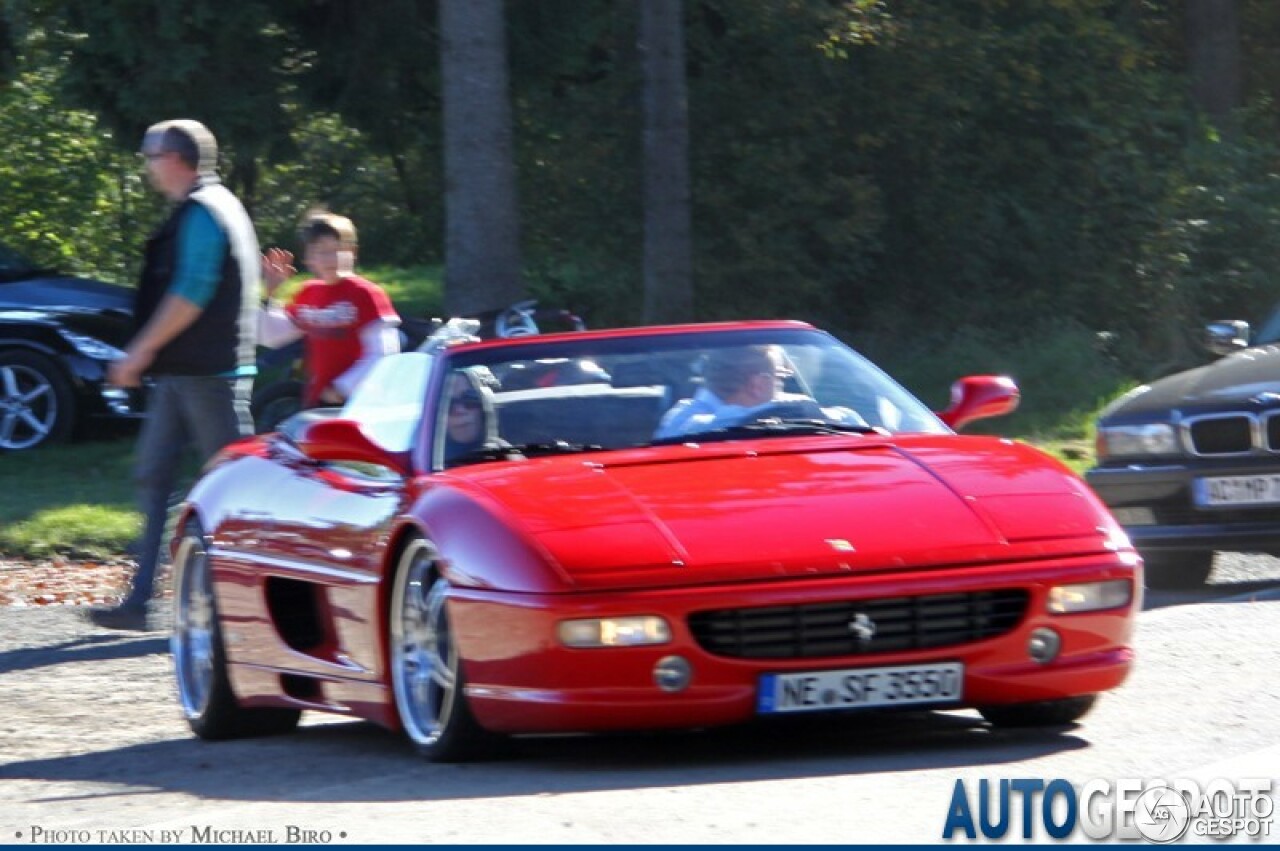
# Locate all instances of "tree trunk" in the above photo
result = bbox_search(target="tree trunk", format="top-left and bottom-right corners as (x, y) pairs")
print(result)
(439, 0), (525, 316)
(640, 0), (693, 323)
(1186, 0), (1242, 128)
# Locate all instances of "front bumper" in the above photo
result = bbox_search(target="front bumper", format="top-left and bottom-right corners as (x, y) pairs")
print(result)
(447, 555), (1139, 735)
(1086, 463), (1280, 554)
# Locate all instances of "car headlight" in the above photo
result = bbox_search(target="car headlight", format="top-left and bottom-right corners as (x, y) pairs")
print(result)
(1096, 423), (1179, 460)
(1047, 579), (1133, 613)
(557, 616), (672, 648)
(59, 329), (126, 361)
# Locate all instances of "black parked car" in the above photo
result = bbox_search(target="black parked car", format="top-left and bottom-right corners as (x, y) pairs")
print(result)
(0, 244), (143, 451)
(1086, 307), (1280, 589)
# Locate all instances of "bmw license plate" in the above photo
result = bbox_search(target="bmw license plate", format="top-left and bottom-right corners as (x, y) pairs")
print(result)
(757, 662), (963, 714)
(1195, 474), (1280, 507)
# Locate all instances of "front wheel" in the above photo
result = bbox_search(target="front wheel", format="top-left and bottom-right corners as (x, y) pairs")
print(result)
(978, 695), (1097, 728)
(0, 349), (76, 451)
(171, 521), (301, 739)
(389, 538), (501, 761)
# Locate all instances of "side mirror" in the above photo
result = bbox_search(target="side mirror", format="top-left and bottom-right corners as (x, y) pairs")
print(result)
(1204, 320), (1250, 357)
(294, 418), (410, 477)
(938, 375), (1020, 431)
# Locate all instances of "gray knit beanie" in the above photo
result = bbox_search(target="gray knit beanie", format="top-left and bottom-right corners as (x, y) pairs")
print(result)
(141, 119), (219, 178)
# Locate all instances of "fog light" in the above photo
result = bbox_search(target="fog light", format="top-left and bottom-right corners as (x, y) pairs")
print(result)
(1047, 579), (1132, 614)
(653, 655), (692, 692)
(1111, 507), (1156, 526)
(1027, 628), (1061, 665)
(557, 616), (671, 648)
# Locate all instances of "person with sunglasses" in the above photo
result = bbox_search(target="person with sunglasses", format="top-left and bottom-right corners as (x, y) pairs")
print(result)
(443, 370), (505, 465)
(87, 119), (260, 631)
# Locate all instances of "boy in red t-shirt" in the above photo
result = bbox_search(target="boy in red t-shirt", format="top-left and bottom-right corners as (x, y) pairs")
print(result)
(259, 212), (400, 406)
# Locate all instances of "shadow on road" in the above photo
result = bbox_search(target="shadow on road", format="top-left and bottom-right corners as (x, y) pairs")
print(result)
(0, 710), (1088, 804)
(1142, 577), (1280, 611)
(0, 633), (168, 675)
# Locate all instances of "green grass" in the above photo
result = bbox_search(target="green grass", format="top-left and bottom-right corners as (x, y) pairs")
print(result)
(0, 438), (140, 558)
(363, 263), (444, 320)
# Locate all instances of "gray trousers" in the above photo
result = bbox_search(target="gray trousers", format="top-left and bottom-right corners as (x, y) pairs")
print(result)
(120, 375), (253, 610)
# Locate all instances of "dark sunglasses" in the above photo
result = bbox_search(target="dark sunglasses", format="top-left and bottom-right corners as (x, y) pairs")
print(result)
(449, 392), (482, 412)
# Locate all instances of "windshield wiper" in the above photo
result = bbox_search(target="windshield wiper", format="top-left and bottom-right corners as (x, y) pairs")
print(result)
(447, 440), (606, 467)
(651, 419), (884, 446)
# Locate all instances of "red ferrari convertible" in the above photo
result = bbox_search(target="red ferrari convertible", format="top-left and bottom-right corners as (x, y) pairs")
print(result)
(170, 320), (1139, 760)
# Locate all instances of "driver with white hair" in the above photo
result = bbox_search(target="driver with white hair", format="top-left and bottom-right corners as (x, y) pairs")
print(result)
(656, 344), (839, 439)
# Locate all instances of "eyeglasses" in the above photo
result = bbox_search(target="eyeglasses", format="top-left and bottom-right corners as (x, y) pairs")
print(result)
(140, 151), (168, 161)
(449, 393), (482, 412)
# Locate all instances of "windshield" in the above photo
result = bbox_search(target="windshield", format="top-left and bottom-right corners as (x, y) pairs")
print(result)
(432, 327), (946, 469)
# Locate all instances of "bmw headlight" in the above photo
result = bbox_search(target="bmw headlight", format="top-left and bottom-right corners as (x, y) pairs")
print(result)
(1095, 423), (1179, 460)
(59, 329), (126, 362)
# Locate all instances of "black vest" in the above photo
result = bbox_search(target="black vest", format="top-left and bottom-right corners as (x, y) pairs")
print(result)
(134, 181), (259, 375)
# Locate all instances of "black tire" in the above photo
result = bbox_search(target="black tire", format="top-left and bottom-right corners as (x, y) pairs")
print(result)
(978, 694), (1097, 728)
(0, 349), (76, 451)
(171, 520), (301, 739)
(251, 379), (304, 434)
(1142, 551), (1215, 590)
(389, 537), (502, 761)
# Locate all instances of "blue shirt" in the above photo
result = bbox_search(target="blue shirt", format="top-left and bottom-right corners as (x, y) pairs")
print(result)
(655, 388), (869, 440)
(169, 203), (225, 309)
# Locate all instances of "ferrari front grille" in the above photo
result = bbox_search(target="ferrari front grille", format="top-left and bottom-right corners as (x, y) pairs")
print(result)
(687, 589), (1029, 660)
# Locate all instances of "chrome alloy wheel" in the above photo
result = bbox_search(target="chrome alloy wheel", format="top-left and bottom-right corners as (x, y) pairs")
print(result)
(0, 362), (57, 450)
(172, 535), (217, 720)
(390, 539), (458, 747)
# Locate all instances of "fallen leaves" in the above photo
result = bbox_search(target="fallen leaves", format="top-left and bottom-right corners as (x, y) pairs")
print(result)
(0, 557), (172, 608)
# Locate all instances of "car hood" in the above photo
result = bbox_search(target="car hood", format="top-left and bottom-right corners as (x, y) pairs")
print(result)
(0, 276), (135, 346)
(1100, 345), (1280, 420)
(450, 435), (1119, 589)
(0, 275), (134, 313)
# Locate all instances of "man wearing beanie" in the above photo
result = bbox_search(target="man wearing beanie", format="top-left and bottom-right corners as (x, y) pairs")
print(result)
(87, 119), (260, 631)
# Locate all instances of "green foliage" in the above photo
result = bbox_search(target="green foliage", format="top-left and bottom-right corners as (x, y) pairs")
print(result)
(1127, 117), (1280, 374)
(859, 319), (1137, 441)
(361, 263), (444, 319)
(0, 45), (154, 281)
(6, 0), (1280, 385)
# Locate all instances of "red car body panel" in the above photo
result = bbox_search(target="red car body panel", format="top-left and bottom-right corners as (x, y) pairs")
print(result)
(176, 320), (1138, 743)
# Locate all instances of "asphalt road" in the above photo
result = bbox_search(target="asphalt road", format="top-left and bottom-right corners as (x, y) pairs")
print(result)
(1, 554), (1278, 845)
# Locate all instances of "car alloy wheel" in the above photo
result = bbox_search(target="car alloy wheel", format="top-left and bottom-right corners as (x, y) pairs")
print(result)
(0, 351), (74, 450)
(173, 534), (217, 720)
(389, 537), (496, 761)
(171, 522), (300, 739)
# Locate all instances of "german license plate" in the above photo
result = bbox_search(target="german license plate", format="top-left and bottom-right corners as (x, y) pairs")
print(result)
(1195, 475), (1280, 507)
(757, 662), (963, 714)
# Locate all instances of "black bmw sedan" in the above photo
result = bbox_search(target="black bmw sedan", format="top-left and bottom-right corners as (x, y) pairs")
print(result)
(0, 244), (143, 451)
(1086, 310), (1280, 589)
